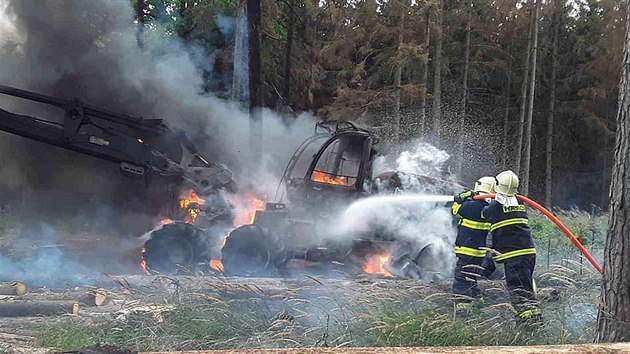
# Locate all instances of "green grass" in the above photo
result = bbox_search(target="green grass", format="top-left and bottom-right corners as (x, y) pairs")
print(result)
(365, 295), (596, 347)
(529, 208), (607, 269)
(37, 281), (599, 352)
(37, 298), (281, 352)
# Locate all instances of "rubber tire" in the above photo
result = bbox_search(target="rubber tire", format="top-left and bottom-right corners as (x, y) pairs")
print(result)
(413, 243), (443, 281)
(221, 225), (284, 277)
(143, 222), (211, 275)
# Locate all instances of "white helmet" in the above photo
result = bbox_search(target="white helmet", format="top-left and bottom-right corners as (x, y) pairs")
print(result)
(473, 176), (496, 194)
(495, 170), (519, 196)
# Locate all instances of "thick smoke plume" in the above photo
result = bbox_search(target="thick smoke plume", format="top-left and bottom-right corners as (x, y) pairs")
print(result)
(0, 0), (314, 178)
(0, 0), (313, 282)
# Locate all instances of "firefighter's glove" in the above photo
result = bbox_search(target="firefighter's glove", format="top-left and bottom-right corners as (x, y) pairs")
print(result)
(481, 253), (496, 278)
(454, 191), (474, 204)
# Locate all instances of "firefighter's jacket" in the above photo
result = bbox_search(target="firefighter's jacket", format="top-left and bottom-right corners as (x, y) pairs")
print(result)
(452, 199), (490, 258)
(482, 200), (536, 262)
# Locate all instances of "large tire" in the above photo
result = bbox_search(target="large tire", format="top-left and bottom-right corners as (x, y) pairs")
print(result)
(221, 225), (286, 277)
(143, 222), (212, 275)
(410, 243), (444, 281)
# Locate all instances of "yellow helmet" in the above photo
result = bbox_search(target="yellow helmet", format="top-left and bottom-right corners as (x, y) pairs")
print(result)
(473, 176), (496, 194)
(495, 170), (519, 197)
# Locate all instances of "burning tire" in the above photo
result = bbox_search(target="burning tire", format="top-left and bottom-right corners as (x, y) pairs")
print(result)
(143, 222), (212, 274)
(221, 225), (286, 277)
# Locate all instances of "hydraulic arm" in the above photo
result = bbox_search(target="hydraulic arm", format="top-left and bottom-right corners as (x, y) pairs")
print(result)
(0, 84), (235, 194)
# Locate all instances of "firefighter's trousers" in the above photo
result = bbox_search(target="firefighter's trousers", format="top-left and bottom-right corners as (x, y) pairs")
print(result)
(503, 256), (540, 314)
(452, 256), (484, 303)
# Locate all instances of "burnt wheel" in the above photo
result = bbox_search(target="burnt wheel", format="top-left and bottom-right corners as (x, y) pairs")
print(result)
(412, 243), (444, 281)
(143, 222), (211, 275)
(221, 225), (285, 277)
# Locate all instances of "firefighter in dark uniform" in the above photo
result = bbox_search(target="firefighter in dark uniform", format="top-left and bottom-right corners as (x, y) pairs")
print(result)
(451, 176), (496, 313)
(482, 170), (542, 323)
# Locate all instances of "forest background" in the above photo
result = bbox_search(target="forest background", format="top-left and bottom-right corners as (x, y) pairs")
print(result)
(140, 0), (626, 209)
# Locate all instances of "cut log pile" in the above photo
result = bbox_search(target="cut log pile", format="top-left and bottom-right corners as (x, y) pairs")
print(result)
(0, 283), (115, 317)
(0, 275), (571, 320)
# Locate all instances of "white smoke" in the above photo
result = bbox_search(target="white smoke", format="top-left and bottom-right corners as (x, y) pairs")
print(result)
(334, 142), (459, 280)
(374, 140), (452, 179)
(335, 194), (456, 280)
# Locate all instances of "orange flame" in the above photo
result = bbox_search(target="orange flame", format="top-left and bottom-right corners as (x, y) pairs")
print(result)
(363, 252), (393, 276)
(140, 247), (151, 275)
(227, 194), (265, 227)
(209, 260), (225, 272)
(312, 170), (354, 187)
(179, 190), (206, 223)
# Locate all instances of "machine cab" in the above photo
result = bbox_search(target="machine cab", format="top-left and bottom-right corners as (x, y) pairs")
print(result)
(284, 121), (377, 204)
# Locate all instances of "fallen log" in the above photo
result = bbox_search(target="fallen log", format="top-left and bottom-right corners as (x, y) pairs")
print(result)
(79, 288), (108, 307)
(0, 282), (28, 296)
(0, 301), (79, 317)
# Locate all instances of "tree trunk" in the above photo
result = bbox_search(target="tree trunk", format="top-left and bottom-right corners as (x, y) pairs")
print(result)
(456, 2), (472, 175)
(431, 0), (443, 142)
(596, 8), (630, 342)
(515, 10), (534, 176)
(136, 0), (144, 47)
(521, 1), (539, 196)
(502, 42), (513, 170)
(281, 0), (295, 106)
(393, 6), (405, 144)
(247, 0), (263, 166)
(419, 8), (431, 135)
(232, 1), (249, 105)
(545, 1), (559, 208)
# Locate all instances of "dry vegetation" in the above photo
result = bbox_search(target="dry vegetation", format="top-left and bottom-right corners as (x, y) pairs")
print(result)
(34, 263), (599, 352)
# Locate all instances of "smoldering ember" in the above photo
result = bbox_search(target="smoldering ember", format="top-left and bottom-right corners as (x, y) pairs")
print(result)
(0, 0), (627, 353)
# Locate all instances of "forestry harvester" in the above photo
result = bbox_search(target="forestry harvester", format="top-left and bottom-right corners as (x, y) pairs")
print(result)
(217, 121), (460, 279)
(0, 85), (457, 279)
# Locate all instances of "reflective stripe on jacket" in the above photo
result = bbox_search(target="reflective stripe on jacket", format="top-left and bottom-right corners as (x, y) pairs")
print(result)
(452, 199), (490, 258)
(482, 200), (536, 262)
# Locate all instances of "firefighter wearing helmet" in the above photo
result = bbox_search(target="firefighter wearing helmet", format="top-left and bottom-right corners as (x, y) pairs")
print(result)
(482, 170), (542, 324)
(451, 176), (496, 313)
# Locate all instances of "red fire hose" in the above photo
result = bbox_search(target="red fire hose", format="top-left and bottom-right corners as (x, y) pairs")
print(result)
(473, 193), (603, 274)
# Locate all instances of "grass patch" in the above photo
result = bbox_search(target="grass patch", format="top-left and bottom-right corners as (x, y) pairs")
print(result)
(37, 298), (280, 352)
(364, 293), (597, 347)
(36, 283), (599, 352)
(529, 208), (607, 269)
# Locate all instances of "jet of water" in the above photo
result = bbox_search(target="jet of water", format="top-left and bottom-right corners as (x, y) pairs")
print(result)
(338, 194), (454, 234)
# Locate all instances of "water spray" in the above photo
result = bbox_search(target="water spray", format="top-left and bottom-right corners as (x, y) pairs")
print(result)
(473, 194), (603, 274)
